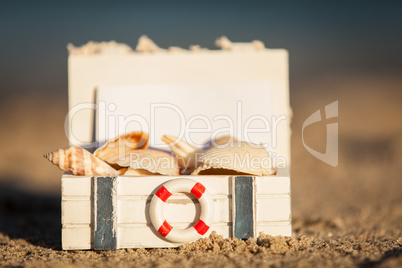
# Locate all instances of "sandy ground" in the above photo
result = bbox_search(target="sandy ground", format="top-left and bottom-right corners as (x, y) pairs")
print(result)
(0, 73), (401, 267)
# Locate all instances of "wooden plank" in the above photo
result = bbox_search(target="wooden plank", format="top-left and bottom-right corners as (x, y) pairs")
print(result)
(255, 175), (290, 195)
(62, 226), (92, 250)
(233, 176), (254, 240)
(62, 176), (92, 196)
(256, 195), (291, 222)
(94, 177), (117, 250)
(255, 221), (292, 237)
(62, 200), (91, 225)
(117, 195), (231, 224)
(118, 176), (230, 196)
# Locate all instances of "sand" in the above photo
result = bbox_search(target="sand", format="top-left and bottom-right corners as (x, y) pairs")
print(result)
(0, 73), (401, 267)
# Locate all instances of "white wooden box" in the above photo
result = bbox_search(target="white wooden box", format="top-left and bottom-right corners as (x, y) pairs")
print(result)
(62, 170), (291, 250)
(63, 37), (291, 250)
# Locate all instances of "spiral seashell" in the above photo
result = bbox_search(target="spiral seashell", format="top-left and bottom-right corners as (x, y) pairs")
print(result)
(191, 141), (277, 176)
(117, 149), (180, 176)
(94, 131), (149, 165)
(162, 135), (202, 174)
(44, 146), (118, 176)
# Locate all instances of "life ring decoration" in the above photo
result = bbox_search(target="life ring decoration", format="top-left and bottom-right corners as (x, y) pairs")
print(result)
(149, 179), (214, 243)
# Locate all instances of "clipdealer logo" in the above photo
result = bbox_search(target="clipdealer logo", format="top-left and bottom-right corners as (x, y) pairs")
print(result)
(64, 101), (289, 168)
(302, 101), (338, 167)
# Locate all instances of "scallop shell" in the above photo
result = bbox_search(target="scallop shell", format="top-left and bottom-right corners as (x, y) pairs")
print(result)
(117, 149), (180, 176)
(94, 132), (149, 165)
(44, 146), (118, 176)
(191, 141), (277, 176)
(213, 135), (238, 146)
(162, 135), (202, 174)
(206, 135), (238, 149)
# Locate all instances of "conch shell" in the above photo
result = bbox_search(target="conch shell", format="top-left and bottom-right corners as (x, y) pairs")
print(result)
(191, 141), (276, 176)
(117, 149), (180, 176)
(44, 146), (118, 176)
(162, 135), (202, 174)
(94, 132), (149, 165)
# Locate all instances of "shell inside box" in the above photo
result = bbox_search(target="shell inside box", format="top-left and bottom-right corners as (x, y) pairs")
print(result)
(62, 169), (291, 250)
(63, 38), (292, 250)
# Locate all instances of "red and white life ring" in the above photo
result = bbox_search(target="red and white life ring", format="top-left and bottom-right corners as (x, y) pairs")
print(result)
(149, 179), (214, 243)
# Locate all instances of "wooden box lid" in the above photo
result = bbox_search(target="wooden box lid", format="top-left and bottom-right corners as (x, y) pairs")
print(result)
(67, 36), (291, 164)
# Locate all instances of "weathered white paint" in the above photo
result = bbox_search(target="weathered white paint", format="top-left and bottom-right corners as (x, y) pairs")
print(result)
(68, 39), (290, 163)
(61, 171), (291, 249)
(62, 226), (92, 250)
(63, 38), (292, 250)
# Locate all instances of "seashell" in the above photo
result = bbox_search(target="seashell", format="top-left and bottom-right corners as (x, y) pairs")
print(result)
(135, 35), (165, 53)
(123, 167), (160, 176)
(191, 141), (277, 176)
(162, 135), (202, 174)
(213, 135), (238, 146)
(117, 167), (128, 176)
(94, 131), (149, 165)
(206, 135), (238, 149)
(117, 149), (180, 176)
(189, 164), (253, 176)
(44, 146), (118, 176)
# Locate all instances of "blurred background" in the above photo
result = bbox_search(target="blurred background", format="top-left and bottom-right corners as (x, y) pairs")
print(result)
(0, 0), (401, 247)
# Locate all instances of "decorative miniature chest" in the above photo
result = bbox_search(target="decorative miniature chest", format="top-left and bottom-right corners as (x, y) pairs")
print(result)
(62, 171), (290, 250)
(62, 36), (291, 250)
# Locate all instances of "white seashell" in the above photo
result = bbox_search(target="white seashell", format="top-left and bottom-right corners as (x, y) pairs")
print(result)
(94, 131), (149, 165)
(44, 146), (118, 176)
(123, 167), (159, 176)
(162, 135), (202, 174)
(117, 167), (128, 176)
(191, 141), (276, 176)
(215, 36), (233, 50)
(135, 35), (165, 53)
(207, 135), (238, 149)
(117, 149), (180, 176)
